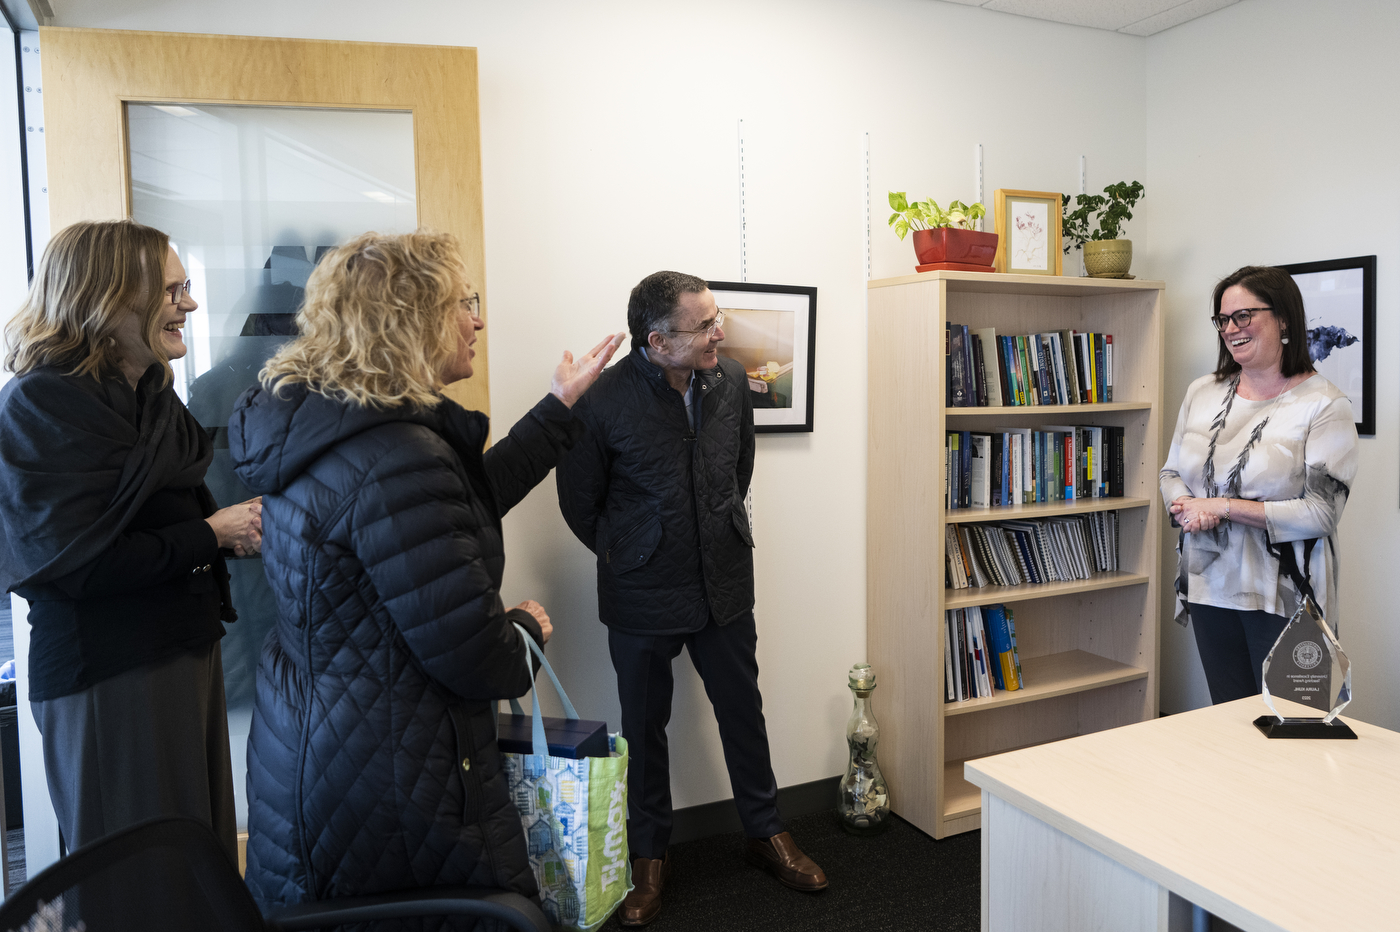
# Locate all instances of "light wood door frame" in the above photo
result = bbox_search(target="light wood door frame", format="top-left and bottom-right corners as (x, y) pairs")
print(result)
(39, 25), (490, 413)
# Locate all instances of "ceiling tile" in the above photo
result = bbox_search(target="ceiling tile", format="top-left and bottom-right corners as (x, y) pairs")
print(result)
(980, 0), (1166, 32)
(1117, 0), (1239, 35)
(951, 0), (1240, 35)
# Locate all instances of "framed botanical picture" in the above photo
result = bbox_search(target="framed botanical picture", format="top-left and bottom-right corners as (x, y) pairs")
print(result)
(707, 281), (817, 433)
(992, 189), (1063, 276)
(1279, 255), (1376, 436)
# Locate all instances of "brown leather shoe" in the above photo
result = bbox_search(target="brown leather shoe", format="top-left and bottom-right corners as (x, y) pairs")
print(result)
(745, 831), (828, 891)
(618, 852), (669, 926)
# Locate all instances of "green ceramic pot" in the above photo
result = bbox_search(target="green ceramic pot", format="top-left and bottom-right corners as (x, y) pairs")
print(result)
(1083, 239), (1133, 278)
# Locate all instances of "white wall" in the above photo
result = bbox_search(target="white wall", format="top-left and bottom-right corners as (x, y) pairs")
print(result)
(51, 0), (1148, 809)
(1144, 0), (1400, 727)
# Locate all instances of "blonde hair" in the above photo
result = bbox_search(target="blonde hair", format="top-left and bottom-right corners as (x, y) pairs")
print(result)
(5, 219), (171, 382)
(260, 231), (467, 409)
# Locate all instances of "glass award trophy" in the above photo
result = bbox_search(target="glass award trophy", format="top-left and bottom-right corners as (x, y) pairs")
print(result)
(1253, 594), (1356, 739)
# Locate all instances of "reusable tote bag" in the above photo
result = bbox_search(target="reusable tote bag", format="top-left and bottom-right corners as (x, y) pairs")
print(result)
(501, 624), (632, 930)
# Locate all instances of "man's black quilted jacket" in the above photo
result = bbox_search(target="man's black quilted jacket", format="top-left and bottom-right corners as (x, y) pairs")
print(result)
(556, 347), (756, 633)
(228, 382), (577, 910)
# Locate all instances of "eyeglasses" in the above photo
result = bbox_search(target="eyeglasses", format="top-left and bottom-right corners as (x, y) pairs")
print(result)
(168, 279), (192, 305)
(669, 309), (725, 340)
(1211, 307), (1272, 331)
(460, 293), (481, 321)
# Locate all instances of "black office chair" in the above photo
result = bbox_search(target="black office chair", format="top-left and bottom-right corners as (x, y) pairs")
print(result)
(0, 816), (551, 932)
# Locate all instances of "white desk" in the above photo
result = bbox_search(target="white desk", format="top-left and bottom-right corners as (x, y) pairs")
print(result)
(965, 698), (1399, 932)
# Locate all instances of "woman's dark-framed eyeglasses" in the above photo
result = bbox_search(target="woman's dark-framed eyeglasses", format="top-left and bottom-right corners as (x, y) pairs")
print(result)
(168, 279), (192, 305)
(670, 309), (725, 339)
(1211, 307), (1272, 331)
(460, 293), (481, 321)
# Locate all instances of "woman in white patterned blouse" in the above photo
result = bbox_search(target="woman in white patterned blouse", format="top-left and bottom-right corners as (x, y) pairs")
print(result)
(1160, 266), (1358, 704)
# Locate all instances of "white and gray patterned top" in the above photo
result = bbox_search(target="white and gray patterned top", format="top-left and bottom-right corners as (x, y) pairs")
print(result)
(1160, 372), (1358, 626)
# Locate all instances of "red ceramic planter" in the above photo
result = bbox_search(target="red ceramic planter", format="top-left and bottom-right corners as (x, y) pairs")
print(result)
(911, 228), (999, 271)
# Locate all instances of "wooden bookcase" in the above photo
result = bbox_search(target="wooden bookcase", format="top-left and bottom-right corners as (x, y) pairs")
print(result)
(866, 270), (1164, 839)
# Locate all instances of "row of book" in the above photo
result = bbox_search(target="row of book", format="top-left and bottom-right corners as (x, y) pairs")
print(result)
(945, 603), (1024, 702)
(945, 511), (1121, 591)
(947, 325), (1114, 408)
(946, 427), (1127, 509)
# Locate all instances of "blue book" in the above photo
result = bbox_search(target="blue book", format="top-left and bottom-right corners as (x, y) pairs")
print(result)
(983, 605), (1020, 691)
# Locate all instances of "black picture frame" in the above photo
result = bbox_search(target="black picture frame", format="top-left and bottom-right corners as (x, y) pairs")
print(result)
(707, 280), (817, 433)
(1278, 255), (1375, 436)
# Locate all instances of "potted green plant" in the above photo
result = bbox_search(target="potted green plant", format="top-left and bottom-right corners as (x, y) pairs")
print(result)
(888, 193), (997, 273)
(1061, 181), (1144, 278)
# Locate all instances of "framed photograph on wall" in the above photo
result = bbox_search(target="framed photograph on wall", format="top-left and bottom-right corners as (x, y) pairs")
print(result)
(708, 281), (817, 433)
(993, 189), (1063, 276)
(1279, 255), (1375, 436)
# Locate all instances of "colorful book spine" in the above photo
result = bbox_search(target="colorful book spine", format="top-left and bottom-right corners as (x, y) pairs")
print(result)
(1105, 334), (1114, 402)
(1006, 607), (1025, 686)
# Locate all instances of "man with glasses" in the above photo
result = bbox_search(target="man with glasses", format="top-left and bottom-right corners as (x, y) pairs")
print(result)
(557, 271), (827, 927)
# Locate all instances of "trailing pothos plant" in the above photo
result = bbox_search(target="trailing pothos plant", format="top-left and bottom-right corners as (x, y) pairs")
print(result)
(887, 192), (986, 240)
(1061, 181), (1144, 252)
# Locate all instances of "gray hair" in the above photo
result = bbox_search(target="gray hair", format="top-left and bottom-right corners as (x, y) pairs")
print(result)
(627, 270), (709, 346)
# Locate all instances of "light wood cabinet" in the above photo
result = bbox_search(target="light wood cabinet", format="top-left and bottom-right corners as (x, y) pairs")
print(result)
(865, 270), (1164, 839)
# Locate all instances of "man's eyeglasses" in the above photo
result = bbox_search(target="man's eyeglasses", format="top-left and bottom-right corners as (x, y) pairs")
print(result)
(1211, 307), (1272, 331)
(460, 293), (481, 321)
(669, 309), (725, 340)
(168, 280), (192, 305)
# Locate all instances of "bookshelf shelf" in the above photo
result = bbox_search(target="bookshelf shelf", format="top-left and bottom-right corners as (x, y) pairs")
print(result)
(942, 761), (980, 822)
(867, 269), (1163, 839)
(944, 571), (1148, 609)
(942, 649), (1148, 716)
(945, 401), (1152, 417)
(869, 269), (1165, 297)
(944, 496), (1151, 524)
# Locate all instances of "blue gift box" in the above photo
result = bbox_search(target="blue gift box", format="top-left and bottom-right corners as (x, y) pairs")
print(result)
(496, 713), (609, 760)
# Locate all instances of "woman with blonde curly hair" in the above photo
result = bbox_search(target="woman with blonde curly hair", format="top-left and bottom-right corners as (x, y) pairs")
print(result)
(0, 219), (261, 865)
(229, 230), (621, 913)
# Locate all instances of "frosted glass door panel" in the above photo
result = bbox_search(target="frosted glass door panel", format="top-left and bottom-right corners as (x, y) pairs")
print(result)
(128, 104), (416, 830)
(129, 104), (415, 396)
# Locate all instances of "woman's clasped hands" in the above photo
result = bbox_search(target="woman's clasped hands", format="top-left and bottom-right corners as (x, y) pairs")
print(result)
(1170, 495), (1224, 533)
(206, 497), (264, 557)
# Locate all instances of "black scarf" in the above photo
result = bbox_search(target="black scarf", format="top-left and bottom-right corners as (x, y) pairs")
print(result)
(0, 364), (234, 620)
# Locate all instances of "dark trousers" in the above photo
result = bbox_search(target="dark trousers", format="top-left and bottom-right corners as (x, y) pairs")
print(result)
(1188, 602), (1290, 705)
(33, 641), (238, 868)
(608, 613), (783, 860)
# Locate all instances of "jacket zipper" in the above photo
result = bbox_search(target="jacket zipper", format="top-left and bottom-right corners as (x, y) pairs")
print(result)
(605, 515), (650, 564)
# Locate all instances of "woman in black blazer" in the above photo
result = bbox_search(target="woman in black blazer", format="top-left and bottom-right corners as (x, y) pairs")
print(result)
(0, 219), (261, 864)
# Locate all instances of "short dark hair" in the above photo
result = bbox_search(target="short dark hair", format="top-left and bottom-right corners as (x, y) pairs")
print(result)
(1211, 265), (1314, 380)
(627, 271), (709, 346)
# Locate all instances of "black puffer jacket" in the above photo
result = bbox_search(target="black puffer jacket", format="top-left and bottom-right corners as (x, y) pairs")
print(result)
(557, 348), (755, 633)
(228, 383), (578, 910)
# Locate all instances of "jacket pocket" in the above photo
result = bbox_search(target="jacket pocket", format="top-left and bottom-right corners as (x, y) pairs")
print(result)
(447, 702), (484, 825)
(732, 506), (755, 548)
(606, 514), (663, 575)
